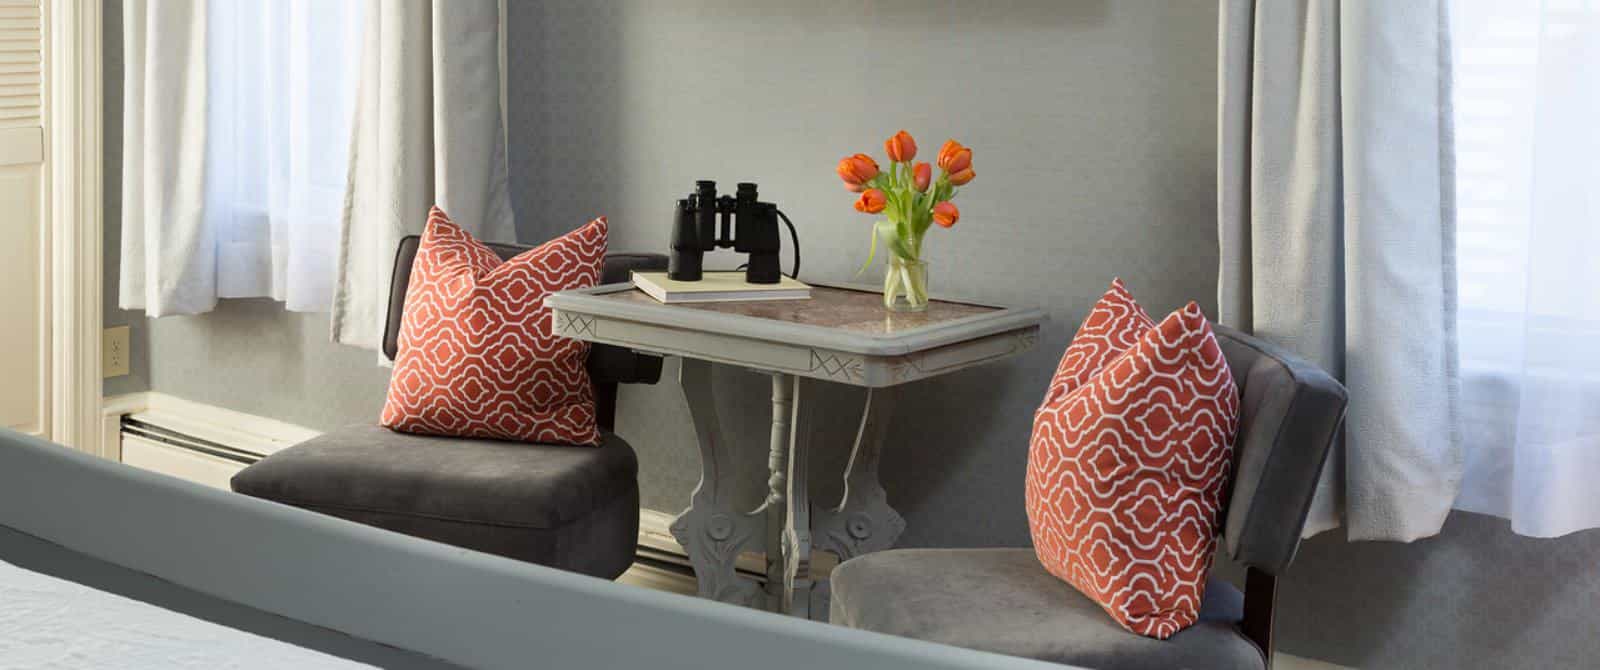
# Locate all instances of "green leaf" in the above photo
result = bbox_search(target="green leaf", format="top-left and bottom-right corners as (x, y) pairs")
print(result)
(855, 223), (880, 277)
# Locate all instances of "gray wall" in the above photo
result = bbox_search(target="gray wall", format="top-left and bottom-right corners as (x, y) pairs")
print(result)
(505, 0), (1220, 542)
(101, 0), (146, 399)
(100, 1), (1600, 668)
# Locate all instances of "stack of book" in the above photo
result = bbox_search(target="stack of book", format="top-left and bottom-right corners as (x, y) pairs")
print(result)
(631, 271), (811, 304)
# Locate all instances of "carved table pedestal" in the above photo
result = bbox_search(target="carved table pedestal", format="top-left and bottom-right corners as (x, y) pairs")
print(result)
(549, 283), (1043, 619)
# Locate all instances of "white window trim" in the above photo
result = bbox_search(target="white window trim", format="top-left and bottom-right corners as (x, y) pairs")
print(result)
(47, 0), (105, 457)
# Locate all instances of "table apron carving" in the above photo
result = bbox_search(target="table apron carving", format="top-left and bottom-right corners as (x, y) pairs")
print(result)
(551, 306), (1039, 389)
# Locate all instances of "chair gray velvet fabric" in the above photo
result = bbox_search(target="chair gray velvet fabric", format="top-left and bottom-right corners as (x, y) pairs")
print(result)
(829, 549), (1264, 670)
(829, 325), (1347, 669)
(1211, 324), (1347, 574)
(233, 244), (668, 580)
(231, 425), (640, 579)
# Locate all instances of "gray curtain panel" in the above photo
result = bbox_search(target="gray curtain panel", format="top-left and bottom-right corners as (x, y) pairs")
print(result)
(1217, 0), (1460, 541)
(330, 0), (517, 352)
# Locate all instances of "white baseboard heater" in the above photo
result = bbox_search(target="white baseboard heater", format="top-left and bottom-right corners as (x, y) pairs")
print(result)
(106, 393), (319, 491)
(118, 416), (265, 490)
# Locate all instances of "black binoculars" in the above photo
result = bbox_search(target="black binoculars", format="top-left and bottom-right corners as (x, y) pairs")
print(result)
(669, 180), (783, 284)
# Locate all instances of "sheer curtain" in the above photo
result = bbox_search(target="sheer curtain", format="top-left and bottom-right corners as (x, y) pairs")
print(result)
(121, 1), (362, 316)
(1452, 0), (1600, 537)
(209, 1), (363, 312)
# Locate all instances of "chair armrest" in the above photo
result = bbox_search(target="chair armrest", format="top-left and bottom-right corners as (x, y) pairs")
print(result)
(590, 251), (668, 385)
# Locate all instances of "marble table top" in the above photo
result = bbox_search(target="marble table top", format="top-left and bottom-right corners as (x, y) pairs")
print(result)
(605, 284), (999, 336)
(547, 281), (1046, 358)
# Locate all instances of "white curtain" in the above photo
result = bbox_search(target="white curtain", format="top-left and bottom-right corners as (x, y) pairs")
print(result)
(329, 0), (516, 351)
(121, 1), (362, 317)
(1451, 1), (1600, 538)
(1218, 0), (1462, 541)
(120, 1), (209, 316)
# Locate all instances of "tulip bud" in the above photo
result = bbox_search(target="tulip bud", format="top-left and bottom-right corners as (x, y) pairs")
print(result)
(937, 140), (972, 174)
(854, 188), (888, 215)
(837, 153), (880, 186)
(932, 201), (960, 228)
(885, 130), (917, 163)
(948, 166), (975, 186)
(912, 162), (932, 192)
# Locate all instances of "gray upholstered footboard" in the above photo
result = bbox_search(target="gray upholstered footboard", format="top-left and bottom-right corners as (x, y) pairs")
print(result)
(0, 524), (454, 668)
(0, 430), (1071, 670)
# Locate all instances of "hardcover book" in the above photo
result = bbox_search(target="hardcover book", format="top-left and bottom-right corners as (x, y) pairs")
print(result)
(631, 271), (811, 304)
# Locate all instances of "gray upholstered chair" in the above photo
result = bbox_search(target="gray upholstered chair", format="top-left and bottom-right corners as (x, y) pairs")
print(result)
(828, 325), (1348, 670)
(231, 237), (666, 580)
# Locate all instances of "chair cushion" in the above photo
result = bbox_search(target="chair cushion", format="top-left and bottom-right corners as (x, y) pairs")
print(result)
(230, 424), (639, 578)
(829, 549), (1264, 670)
(380, 207), (607, 446)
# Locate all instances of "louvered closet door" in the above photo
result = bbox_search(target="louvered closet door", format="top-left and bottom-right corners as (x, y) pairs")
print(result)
(0, 0), (45, 436)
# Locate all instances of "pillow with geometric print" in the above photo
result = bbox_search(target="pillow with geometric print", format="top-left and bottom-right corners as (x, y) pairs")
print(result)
(1034, 278), (1155, 410)
(1026, 280), (1240, 639)
(380, 206), (606, 446)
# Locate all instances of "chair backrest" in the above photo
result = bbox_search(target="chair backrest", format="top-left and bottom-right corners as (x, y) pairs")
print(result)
(380, 235), (667, 428)
(1212, 324), (1348, 576)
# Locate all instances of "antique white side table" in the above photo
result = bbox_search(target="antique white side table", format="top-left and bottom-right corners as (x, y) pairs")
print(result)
(547, 282), (1044, 619)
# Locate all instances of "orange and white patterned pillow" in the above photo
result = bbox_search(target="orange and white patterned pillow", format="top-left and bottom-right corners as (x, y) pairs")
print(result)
(380, 207), (606, 446)
(1026, 298), (1240, 639)
(1027, 279), (1154, 593)
(1037, 278), (1155, 409)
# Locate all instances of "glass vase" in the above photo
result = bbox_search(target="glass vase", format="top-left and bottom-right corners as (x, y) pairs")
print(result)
(883, 257), (930, 312)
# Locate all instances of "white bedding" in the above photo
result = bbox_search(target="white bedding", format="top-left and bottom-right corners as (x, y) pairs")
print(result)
(0, 558), (371, 670)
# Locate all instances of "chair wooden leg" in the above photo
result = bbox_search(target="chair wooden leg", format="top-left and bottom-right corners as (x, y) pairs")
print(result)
(1241, 567), (1277, 668)
(594, 381), (619, 433)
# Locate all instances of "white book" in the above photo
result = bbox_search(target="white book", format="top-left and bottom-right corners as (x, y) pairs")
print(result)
(631, 271), (812, 304)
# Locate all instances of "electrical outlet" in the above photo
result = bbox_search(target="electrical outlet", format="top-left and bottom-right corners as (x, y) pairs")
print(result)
(103, 326), (130, 378)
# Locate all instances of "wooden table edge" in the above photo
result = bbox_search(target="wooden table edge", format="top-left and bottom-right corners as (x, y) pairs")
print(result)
(548, 282), (1049, 358)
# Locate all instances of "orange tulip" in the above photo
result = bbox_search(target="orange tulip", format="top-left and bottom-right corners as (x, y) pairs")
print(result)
(837, 153), (880, 187)
(936, 140), (972, 174)
(912, 162), (931, 192)
(948, 166), (975, 186)
(932, 201), (959, 228)
(885, 130), (917, 163)
(854, 188), (887, 214)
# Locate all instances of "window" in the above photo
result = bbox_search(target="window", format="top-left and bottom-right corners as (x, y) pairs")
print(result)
(208, 0), (364, 311)
(1451, 0), (1600, 537)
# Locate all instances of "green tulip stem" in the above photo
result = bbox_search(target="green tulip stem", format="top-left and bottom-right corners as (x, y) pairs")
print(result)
(882, 256), (929, 310)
